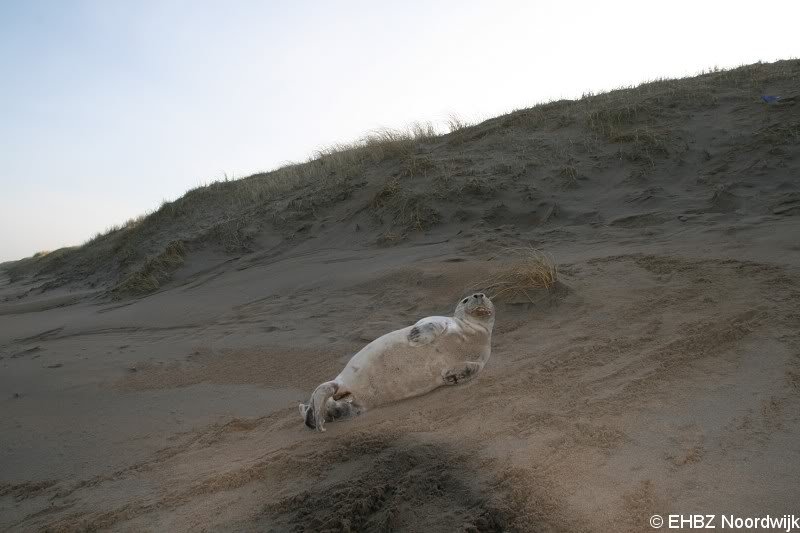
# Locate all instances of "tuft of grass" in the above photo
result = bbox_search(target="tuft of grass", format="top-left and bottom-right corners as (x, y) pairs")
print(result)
(446, 113), (472, 133)
(370, 178), (441, 232)
(208, 217), (252, 252)
(400, 154), (438, 178)
(315, 122), (437, 170)
(84, 215), (147, 246)
(613, 127), (671, 155)
(433, 172), (497, 200)
(559, 165), (579, 188)
(112, 241), (186, 298)
(461, 176), (497, 197)
(375, 231), (404, 246)
(445, 113), (495, 146)
(585, 101), (659, 138)
(479, 247), (559, 302)
(502, 99), (578, 130)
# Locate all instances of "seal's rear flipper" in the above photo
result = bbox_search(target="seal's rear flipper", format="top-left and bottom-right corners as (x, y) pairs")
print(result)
(307, 380), (339, 432)
(299, 403), (312, 427)
(442, 361), (483, 385)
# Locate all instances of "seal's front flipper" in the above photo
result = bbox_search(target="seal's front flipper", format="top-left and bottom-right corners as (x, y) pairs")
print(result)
(408, 318), (449, 346)
(442, 361), (483, 385)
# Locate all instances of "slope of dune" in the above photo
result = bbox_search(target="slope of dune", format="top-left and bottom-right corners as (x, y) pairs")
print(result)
(1, 60), (799, 531)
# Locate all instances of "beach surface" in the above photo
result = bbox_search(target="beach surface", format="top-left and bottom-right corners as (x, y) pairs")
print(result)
(2, 61), (799, 531)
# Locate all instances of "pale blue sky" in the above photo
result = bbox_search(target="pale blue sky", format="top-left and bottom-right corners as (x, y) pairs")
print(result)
(1, 0), (798, 261)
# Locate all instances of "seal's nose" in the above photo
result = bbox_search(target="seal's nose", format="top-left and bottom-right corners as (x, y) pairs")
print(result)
(473, 293), (484, 299)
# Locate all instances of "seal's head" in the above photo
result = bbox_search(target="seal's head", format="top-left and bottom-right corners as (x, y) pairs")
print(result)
(454, 293), (495, 330)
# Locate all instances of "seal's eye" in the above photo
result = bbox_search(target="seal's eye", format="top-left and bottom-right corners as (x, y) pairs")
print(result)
(462, 298), (468, 304)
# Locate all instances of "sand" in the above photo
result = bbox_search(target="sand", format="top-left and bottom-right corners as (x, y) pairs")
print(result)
(2, 62), (800, 531)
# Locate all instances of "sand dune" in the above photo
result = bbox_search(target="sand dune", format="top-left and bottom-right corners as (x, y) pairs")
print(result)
(2, 60), (800, 531)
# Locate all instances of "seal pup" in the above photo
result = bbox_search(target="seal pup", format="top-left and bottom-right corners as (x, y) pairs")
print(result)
(299, 293), (495, 431)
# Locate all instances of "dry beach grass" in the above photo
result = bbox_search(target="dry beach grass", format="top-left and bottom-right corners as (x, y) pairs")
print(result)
(479, 247), (559, 302)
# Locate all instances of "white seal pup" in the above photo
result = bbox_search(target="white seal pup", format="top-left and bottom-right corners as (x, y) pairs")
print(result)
(299, 293), (495, 431)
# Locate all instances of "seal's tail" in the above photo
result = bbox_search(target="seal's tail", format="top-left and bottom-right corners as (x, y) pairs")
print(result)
(302, 380), (339, 432)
